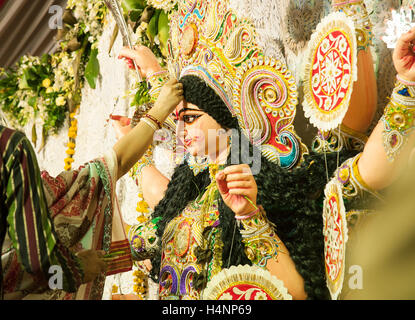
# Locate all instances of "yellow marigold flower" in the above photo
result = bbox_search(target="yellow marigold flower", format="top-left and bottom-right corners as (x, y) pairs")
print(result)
(71, 119), (78, 126)
(64, 157), (74, 165)
(136, 215), (148, 224)
(68, 132), (77, 139)
(64, 164), (72, 171)
(70, 112), (76, 119)
(66, 148), (75, 155)
(67, 142), (76, 149)
(112, 285), (119, 294)
(42, 78), (51, 88)
(136, 201), (149, 213)
(134, 277), (143, 284)
(133, 285), (139, 292)
(56, 96), (66, 106)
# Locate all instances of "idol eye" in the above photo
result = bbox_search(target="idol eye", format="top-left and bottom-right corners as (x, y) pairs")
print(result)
(183, 114), (202, 124)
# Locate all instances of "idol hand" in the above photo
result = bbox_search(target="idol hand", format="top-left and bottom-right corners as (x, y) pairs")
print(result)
(110, 114), (132, 140)
(215, 164), (258, 216)
(393, 26), (415, 82)
(118, 45), (162, 79)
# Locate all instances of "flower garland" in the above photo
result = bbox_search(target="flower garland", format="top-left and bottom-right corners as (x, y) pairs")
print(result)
(64, 106), (80, 171)
(126, 146), (156, 299)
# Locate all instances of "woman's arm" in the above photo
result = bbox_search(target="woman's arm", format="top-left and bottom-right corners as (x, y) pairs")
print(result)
(358, 27), (415, 190)
(333, 0), (378, 134)
(215, 165), (307, 299)
(342, 49), (378, 133)
(141, 165), (170, 209)
(238, 208), (308, 300)
(113, 79), (183, 180)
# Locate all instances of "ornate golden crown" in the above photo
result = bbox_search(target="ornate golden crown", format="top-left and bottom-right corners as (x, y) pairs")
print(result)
(167, 0), (308, 169)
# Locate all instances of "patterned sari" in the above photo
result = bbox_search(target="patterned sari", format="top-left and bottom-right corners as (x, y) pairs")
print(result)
(2, 149), (132, 300)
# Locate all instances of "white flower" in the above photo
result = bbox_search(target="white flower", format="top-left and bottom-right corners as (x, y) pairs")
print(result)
(56, 96), (66, 106)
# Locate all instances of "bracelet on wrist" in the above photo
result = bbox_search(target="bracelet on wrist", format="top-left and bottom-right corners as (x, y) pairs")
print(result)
(144, 113), (162, 130)
(140, 117), (158, 131)
(381, 82), (415, 162)
(235, 207), (260, 220)
(396, 74), (415, 87)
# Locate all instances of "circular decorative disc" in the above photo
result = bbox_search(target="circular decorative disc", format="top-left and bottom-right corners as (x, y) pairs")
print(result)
(303, 12), (357, 131)
(181, 24), (199, 56)
(202, 265), (292, 300)
(173, 221), (191, 257)
(323, 178), (348, 300)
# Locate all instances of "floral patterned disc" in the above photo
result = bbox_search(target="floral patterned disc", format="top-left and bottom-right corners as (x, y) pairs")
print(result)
(303, 12), (357, 131)
(323, 177), (348, 300)
(202, 265), (292, 300)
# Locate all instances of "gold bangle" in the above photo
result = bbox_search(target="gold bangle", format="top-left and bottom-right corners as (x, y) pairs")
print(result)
(333, 0), (372, 51)
(350, 153), (372, 192)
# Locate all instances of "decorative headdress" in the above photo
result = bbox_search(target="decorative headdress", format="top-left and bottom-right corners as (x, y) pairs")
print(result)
(167, 0), (307, 169)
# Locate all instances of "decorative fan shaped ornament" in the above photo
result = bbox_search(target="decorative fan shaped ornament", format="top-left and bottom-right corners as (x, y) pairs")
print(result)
(303, 12), (358, 132)
(167, 0), (308, 169)
(322, 178), (349, 300)
(202, 265), (292, 300)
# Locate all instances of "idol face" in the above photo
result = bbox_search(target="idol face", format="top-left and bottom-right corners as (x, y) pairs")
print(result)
(175, 101), (228, 161)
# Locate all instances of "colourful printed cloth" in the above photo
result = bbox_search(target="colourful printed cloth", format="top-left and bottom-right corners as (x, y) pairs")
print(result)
(1, 126), (132, 300)
(0, 126), (83, 299)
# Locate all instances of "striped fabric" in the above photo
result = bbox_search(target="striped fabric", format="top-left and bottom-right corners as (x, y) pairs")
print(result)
(0, 125), (83, 294)
(106, 240), (133, 276)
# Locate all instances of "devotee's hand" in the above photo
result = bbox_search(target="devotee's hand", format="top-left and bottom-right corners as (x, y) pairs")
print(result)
(215, 164), (258, 216)
(77, 249), (107, 283)
(118, 45), (162, 79)
(151, 79), (184, 119)
(393, 26), (415, 82)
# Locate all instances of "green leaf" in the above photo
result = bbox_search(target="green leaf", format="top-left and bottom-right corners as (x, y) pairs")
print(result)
(129, 8), (143, 22)
(19, 70), (31, 89)
(132, 81), (151, 106)
(122, 0), (146, 12)
(146, 10), (161, 45)
(28, 96), (37, 107)
(85, 48), (100, 89)
(41, 53), (50, 65)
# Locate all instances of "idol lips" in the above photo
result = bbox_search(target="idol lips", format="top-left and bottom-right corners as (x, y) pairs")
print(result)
(184, 136), (201, 147)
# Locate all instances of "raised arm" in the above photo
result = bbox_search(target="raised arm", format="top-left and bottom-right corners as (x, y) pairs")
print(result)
(358, 27), (415, 190)
(113, 79), (183, 180)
